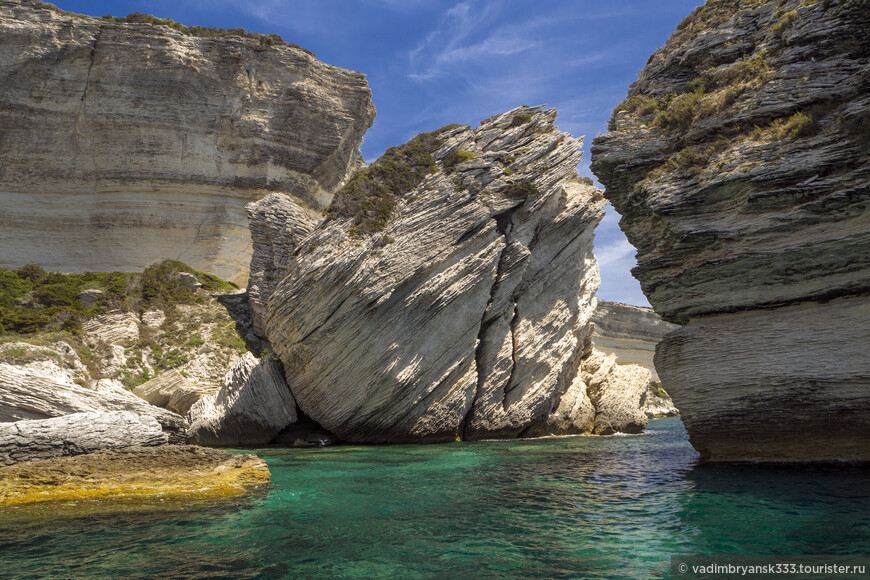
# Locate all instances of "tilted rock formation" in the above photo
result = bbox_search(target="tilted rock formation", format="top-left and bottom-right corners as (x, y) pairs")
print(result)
(591, 300), (677, 381)
(132, 369), (217, 416)
(0, 411), (166, 466)
(0, 445), (270, 505)
(262, 106), (650, 443)
(0, 1), (374, 285)
(187, 352), (297, 446)
(591, 0), (870, 461)
(247, 193), (320, 336)
(0, 362), (187, 441)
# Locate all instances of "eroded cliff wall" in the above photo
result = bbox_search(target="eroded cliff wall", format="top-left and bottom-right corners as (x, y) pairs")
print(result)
(0, 1), (375, 285)
(591, 0), (870, 462)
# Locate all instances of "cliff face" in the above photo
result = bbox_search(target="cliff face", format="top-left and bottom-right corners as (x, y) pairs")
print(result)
(0, 1), (375, 285)
(591, 0), (870, 461)
(591, 300), (676, 381)
(258, 106), (650, 443)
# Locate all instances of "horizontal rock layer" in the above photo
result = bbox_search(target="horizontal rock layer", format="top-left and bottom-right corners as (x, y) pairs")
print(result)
(0, 1), (374, 285)
(591, 0), (870, 461)
(0, 411), (166, 466)
(0, 444), (270, 505)
(591, 300), (676, 381)
(264, 106), (649, 443)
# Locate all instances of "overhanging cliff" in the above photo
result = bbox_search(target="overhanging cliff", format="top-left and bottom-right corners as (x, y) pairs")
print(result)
(591, 0), (870, 462)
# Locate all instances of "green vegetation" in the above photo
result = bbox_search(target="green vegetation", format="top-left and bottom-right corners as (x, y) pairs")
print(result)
(579, 176), (595, 186)
(441, 150), (478, 170)
(326, 126), (459, 237)
(510, 113), (533, 127)
(772, 9), (798, 35)
(36, 3), (313, 55)
(655, 86), (706, 129)
(503, 179), (540, 198)
(649, 381), (668, 399)
(0, 260), (234, 337)
(753, 111), (816, 140)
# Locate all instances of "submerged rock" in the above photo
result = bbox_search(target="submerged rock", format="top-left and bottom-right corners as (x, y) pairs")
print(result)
(591, 0), (870, 461)
(187, 352), (297, 446)
(0, 1), (374, 285)
(261, 106), (650, 442)
(0, 445), (270, 505)
(0, 411), (166, 466)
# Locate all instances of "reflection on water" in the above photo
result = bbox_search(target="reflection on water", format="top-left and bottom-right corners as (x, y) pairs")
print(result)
(1, 418), (867, 579)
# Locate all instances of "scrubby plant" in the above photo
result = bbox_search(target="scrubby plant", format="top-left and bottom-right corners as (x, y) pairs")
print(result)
(503, 179), (539, 198)
(327, 126), (461, 236)
(510, 113), (533, 127)
(441, 149), (478, 170)
(0, 260), (235, 337)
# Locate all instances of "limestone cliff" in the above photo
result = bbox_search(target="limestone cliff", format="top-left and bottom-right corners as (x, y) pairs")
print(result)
(591, 0), (870, 462)
(259, 106), (650, 443)
(591, 300), (676, 381)
(0, 0), (375, 285)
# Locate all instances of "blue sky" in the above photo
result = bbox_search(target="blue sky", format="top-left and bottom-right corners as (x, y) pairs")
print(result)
(56, 0), (702, 306)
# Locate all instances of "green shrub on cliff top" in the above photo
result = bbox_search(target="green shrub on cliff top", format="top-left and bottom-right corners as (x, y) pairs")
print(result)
(0, 260), (235, 337)
(327, 126), (459, 237)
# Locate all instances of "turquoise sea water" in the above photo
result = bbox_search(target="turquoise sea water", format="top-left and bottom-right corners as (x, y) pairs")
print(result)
(1, 418), (869, 579)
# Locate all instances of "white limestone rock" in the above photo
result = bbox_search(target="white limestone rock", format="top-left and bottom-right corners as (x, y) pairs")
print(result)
(247, 193), (320, 336)
(264, 106), (650, 442)
(187, 352), (297, 446)
(0, 1), (375, 285)
(0, 363), (187, 441)
(83, 311), (140, 347)
(132, 369), (217, 417)
(0, 411), (167, 466)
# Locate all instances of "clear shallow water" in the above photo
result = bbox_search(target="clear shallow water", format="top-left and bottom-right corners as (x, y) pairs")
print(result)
(1, 418), (869, 579)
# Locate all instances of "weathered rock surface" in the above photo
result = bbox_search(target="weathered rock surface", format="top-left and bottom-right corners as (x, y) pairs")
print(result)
(187, 352), (297, 446)
(263, 106), (650, 442)
(0, 411), (166, 466)
(0, 0), (375, 285)
(83, 311), (140, 347)
(0, 445), (270, 505)
(591, 0), (870, 461)
(0, 362), (187, 441)
(247, 193), (320, 336)
(132, 369), (217, 416)
(591, 300), (677, 381)
(642, 385), (679, 418)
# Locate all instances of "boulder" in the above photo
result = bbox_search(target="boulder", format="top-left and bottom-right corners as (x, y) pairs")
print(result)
(263, 106), (650, 442)
(0, 411), (166, 466)
(132, 369), (217, 416)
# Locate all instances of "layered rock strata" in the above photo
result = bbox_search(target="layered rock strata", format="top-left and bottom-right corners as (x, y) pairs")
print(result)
(0, 0), (375, 285)
(591, 0), (870, 461)
(187, 352), (297, 446)
(262, 106), (650, 443)
(0, 445), (270, 505)
(591, 300), (677, 381)
(0, 362), (188, 441)
(0, 411), (166, 466)
(133, 369), (217, 416)
(247, 193), (320, 336)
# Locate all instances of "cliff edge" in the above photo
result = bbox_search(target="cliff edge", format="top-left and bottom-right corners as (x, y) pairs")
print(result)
(591, 0), (870, 462)
(0, 0), (375, 285)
